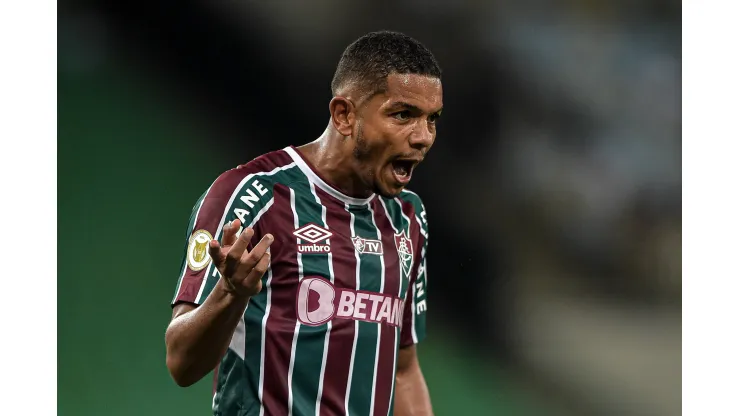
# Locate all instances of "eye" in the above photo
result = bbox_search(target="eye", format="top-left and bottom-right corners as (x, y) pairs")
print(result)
(393, 111), (411, 121)
(428, 113), (440, 124)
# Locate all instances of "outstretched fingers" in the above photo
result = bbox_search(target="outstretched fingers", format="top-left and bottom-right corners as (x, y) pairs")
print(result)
(241, 250), (271, 293)
(236, 234), (274, 276)
(221, 219), (242, 248)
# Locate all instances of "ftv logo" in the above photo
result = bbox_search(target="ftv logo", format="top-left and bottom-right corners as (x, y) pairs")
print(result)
(351, 236), (383, 255)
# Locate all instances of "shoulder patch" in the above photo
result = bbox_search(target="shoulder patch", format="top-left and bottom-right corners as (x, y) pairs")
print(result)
(187, 229), (213, 271)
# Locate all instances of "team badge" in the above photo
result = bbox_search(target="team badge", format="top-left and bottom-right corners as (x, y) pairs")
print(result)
(187, 229), (213, 271)
(394, 230), (414, 279)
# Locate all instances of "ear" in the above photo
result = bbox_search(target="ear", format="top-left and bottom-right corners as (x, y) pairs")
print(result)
(329, 97), (355, 137)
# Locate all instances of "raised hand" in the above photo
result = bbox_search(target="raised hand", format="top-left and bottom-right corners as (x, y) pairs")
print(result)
(207, 219), (274, 298)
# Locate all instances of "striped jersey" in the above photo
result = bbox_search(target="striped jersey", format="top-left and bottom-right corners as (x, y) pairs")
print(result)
(171, 146), (430, 416)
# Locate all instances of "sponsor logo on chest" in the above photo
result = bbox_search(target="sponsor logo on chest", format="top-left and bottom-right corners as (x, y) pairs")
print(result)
(296, 277), (405, 327)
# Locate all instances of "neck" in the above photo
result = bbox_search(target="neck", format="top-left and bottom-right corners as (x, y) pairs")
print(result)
(296, 124), (374, 199)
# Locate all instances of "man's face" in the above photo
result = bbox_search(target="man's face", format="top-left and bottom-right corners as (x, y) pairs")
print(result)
(352, 73), (443, 198)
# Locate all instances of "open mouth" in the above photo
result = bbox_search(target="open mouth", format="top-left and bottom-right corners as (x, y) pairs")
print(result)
(391, 159), (417, 184)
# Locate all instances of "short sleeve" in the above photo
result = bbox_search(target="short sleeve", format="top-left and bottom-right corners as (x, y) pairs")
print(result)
(171, 168), (274, 306)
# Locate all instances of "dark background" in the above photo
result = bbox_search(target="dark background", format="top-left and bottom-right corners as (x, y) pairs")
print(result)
(58, 1), (681, 415)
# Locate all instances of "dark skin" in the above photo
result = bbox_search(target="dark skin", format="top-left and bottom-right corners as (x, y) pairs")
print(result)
(165, 223), (272, 387)
(165, 72), (441, 414)
(300, 72), (443, 199)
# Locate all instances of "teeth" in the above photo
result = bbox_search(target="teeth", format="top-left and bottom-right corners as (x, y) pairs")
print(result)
(394, 164), (408, 177)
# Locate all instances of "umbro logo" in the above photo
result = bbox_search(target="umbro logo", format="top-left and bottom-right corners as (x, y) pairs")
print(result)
(293, 223), (332, 254)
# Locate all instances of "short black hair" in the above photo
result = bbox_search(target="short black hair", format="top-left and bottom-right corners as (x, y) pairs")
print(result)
(331, 31), (442, 99)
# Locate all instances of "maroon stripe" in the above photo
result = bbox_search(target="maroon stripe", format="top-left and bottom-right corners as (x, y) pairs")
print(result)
(397, 198), (423, 348)
(371, 199), (404, 416)
(373, 324), (397, 416)
(174, 149), (294, 304)
(241, 148), (294, 171)
(260, 184), (299, 414)
(314, 187), (359, 415)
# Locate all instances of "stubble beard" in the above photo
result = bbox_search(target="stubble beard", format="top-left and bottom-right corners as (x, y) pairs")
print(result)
(351, 122), (391, 197)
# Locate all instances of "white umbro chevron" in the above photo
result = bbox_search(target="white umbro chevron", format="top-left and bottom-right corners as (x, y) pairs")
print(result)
(294, 223), (332, 253)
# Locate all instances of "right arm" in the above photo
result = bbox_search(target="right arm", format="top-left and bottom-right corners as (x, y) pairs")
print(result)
(165, 223), (271, 387)
(165, 169), (275, 387)
(165, 281), (250, 387)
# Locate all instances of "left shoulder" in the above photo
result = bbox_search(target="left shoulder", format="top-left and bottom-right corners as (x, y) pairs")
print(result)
(398, 189), (427, 220)
(398, 189), (429, 238)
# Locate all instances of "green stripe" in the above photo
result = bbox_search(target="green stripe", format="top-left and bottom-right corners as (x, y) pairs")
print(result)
(290, 179), (332, 416)
(346, 204), (383, 415)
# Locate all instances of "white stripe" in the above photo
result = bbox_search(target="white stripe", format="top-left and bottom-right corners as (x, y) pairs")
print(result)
(368, 202), (386, 416)
(394, 198), (418, 344)
(195, 163), (295, 303)
(257, 266), (273, 416)
(283, 146), (376, 206)
(286, 187), (304, 416)
(312, 181), (335, 416)
(344, 205), (361, 415)
(227, 310), (248, 360)
(379, 198), (405, 415)
(172, 182), (215, 303)
(415, 215), (428, 239)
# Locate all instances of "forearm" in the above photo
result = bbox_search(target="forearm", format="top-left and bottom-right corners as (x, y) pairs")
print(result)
(165, 279), (250, 386)
(394, 365), (433, 416)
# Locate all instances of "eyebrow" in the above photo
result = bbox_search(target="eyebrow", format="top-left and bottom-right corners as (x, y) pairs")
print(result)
(389, 102), (444, 115)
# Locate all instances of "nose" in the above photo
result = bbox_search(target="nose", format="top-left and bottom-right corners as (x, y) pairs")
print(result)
(409, 120), (435, 149)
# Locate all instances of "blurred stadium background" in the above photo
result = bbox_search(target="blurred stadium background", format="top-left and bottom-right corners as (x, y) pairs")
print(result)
(58, 1), (681, 415)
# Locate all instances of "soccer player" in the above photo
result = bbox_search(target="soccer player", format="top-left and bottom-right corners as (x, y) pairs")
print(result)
(165, 30), (442, 416)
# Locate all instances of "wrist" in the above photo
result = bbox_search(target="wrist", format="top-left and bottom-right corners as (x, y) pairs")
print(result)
(215, 278), (251, 305)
